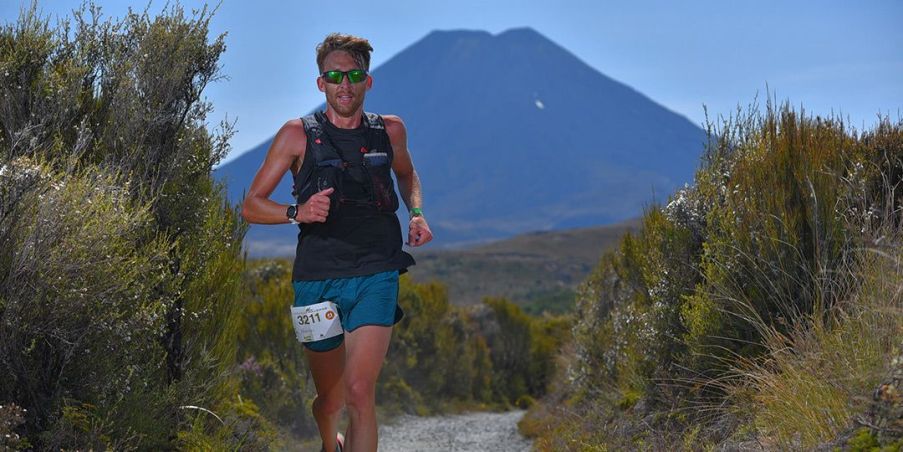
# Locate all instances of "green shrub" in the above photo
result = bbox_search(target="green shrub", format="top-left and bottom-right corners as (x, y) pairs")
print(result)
(381, 276), (501, 411)
(236, 260), (318, 439)
(528, 102), (903, 450)
(481, 297), (567, 404)
(0, 4), (250, 448)
(0, 159), (175, 447)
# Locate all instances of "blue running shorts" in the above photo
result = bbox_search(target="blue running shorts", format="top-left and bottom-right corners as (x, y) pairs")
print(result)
(292, 270), (404, 352)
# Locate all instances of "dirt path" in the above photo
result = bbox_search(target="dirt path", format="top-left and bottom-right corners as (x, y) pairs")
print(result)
(378, 410), (532, 452)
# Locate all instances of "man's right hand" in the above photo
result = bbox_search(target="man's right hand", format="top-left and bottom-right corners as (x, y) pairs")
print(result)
(296, 188), (334, 223)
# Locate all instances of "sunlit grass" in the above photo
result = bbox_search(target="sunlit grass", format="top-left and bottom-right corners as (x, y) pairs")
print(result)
(730, 240), (901, 448)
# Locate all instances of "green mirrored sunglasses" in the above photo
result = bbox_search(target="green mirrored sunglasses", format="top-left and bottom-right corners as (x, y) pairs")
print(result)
(320, 69), (368, 84)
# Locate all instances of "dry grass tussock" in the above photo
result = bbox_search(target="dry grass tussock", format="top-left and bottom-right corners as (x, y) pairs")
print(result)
(724, 179), (903, 449)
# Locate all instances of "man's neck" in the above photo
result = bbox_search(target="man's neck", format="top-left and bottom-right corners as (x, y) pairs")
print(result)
(324, 108), (363, 129)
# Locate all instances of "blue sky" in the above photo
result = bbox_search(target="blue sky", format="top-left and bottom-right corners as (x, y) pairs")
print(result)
(3, 1), (901, 165)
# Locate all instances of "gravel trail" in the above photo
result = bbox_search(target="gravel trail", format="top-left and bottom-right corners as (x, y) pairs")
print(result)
(378, 410), (532, 452)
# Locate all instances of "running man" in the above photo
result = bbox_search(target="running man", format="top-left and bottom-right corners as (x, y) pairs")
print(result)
(241, 33), (432, 452)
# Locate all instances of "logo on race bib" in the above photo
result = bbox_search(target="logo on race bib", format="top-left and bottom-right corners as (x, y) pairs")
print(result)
(325, 311), (336, 320)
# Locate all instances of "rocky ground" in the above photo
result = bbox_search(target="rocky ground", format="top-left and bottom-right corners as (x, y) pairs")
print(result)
(378, 410), (532, 452)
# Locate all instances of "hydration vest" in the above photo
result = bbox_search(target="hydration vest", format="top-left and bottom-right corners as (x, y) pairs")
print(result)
(293, 111), (399, 215)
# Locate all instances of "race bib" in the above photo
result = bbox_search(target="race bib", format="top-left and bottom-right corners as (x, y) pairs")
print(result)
(291, 301), (343, 343)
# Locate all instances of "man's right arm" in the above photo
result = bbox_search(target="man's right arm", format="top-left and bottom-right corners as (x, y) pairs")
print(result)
(241, 120), (334, 225)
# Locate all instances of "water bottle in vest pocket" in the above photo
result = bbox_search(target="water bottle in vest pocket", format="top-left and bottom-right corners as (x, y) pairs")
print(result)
(363, 152), (398, 212)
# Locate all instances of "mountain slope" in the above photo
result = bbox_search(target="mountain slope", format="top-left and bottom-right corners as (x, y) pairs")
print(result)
(406, 218), (640, 311)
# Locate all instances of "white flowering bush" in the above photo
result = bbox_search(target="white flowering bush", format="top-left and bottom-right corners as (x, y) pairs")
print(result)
(0, 4), (254, 449)
(0, 157), (177, 448)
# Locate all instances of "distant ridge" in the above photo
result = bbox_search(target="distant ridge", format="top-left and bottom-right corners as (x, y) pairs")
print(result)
(407, 218), (640, 311)
(215, 27), (705, 255)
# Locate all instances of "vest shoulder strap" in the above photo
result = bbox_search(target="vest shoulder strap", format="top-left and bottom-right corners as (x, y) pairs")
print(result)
(301, 113), (343, 163)
(301, 113), (322, 139)
(363, 112), (385, 130)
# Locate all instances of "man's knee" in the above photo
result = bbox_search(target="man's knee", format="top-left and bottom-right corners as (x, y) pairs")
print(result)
(313, 394), (344, 418)
(345, 378), (376, 412)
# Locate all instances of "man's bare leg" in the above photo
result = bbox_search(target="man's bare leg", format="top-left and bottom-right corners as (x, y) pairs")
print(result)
(342, 325), (392, 452)
(305, 342), (346, 452)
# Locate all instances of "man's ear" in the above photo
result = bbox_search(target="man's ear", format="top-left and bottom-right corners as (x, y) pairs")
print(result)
(317, 76), (326, 93)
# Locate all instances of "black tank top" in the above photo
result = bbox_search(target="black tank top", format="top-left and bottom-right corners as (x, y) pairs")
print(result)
(291, 113), (415, 281)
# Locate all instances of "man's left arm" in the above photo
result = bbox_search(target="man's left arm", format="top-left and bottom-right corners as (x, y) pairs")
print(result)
(385, 115), (433, 247)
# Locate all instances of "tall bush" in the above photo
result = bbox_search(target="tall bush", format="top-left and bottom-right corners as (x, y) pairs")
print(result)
(531, 102), (903, 449)
(0, 4), (250, 449)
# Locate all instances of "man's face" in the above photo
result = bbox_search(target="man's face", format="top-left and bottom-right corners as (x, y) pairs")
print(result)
(317, 50), (371, 118)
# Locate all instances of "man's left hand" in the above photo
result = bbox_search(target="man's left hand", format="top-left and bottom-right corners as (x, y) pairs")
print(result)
(407, 216), (433, 247)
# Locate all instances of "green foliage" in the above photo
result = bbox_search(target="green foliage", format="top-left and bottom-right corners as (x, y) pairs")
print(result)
(0, 159), (176, 447)
(235, 260), (318, 440)
(849, 428), (882, 451)
(176, 399), (277, 452)
(739, 241), (902, 448)
(570, 206), (702, 410)
(483, 297), (532, 400)
(847, 427), (903, 452)
(381, 276), (499, 411)
(481, 298), (568, 403)
(0, 3), (251, 449)
(528, 102), (903, 450)
(684, 108), (858, 373)
(521, 289), (576, 316)
(529, 314), (569, 398)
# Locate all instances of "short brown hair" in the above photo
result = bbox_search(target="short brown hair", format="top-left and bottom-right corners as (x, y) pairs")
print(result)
(316, 33), (373, 72)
